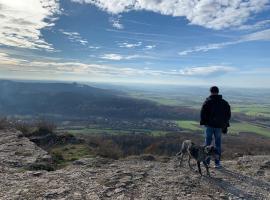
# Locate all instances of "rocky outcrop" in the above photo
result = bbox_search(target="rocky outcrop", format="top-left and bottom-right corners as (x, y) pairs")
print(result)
(0, 129), (269, 200)
(26, 130), (83, 150)
(0, 129), (52, 169)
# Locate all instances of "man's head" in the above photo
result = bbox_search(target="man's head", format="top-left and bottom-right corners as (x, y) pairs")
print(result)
(210, 86), (219, 95)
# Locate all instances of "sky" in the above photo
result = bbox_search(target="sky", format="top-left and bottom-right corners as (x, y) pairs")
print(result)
(0, 0), (270, 88)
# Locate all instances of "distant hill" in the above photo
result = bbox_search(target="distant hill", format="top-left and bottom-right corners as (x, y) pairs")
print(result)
(0, 80), (197, 120)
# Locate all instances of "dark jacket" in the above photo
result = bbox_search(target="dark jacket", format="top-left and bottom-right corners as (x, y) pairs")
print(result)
(200, 95), (231, 128)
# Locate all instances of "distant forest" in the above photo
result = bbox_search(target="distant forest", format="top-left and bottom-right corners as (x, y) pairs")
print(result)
(0, 80), (198, 120)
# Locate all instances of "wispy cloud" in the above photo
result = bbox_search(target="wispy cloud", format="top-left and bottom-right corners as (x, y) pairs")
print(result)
(72, 0), (269, 30)
(88, 45), (101, 50)
(145, 45), (156, 50)
(117, 41), (156, 50)
(176, 66), (236, 76)
(238, 19), (270, 31)
(106, 28), (180, 38)
(100, 53), (144, 61)
(178, 41), (241, 56)
(118, 42), (142, 48)
(109, 16), (124, 29)
(0, 0), (60, 51)
(179, 29), (270, 56)
(243, 28), (270, 41)
(60, 30), (88, 46)
(0, 52), (27, 65)
(100, 53), (123, 60)
(0, 52), (236, 78)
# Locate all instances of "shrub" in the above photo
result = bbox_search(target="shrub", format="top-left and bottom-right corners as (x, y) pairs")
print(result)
(27, 163), (55, 171)
(15, 122), (31, 135)
(35, 120), (56, 135)
(81, 131), (270, 160)
(51, 151), (64, 164)
(96, 139), (123, 159)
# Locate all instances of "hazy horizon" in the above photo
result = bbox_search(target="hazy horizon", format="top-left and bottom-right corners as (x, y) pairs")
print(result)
(2, 78), (270, 90)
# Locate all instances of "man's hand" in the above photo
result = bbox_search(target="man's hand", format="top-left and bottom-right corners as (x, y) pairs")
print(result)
(222, 127), (228, 134)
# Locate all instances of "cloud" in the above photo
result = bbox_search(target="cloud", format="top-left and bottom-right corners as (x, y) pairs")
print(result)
(60, 30), (88, 46)
(131, 66), (236, 77)
(238, 19), (270, 30)
(71, 0), (269, 30)
(118, 42), (142, 48)
(117, 41), (156, 50)
(89, 45), (101, 49)
(179, 28), (270, 55)
(242, 28), (270, 41)
(100, 53), (143, 60)
(0, 0), (60, 50)
(101, 53), (124, 60)
(145, 45), (156, 50)
(0, 52), (27, 65)
(109, 16), (124, 29)
(176, 66), (236, 76)
(0, 52), (235, 78)
(178, 41), (241, 56)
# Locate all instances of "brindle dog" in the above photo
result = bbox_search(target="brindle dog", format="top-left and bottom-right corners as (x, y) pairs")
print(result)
(176, 140), (217, 176)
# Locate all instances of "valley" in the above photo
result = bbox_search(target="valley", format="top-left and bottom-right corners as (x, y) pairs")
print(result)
(1, 80), (270, 138)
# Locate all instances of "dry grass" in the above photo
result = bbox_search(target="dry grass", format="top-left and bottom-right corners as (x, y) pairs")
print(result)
(81, 132), (270, 160)
(0, 117), (10, 130)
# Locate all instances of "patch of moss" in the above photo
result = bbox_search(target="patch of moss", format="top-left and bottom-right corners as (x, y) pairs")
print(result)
(50, 144), (93, 166)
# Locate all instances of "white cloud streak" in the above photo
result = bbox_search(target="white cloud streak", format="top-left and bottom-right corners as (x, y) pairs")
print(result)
(0, 0), (60, 50)
(60, 30), (89, 46)
(100, 53), (124, 60)
(100, 53), (144, 60)
(179, 41), (242, 56)
(177, 66), (236, 76)
(238, 19), (270, 30)
(145, 45), (156, 50)
(242, 28), (270, 41)
(0, 52), (236, 77)
(89, 45), (101, 49)
(118, 42), (142, 48)
(0, 52), (27, 65)
(110, 16), (124, 29)
(179, 28), (270, 56)
(71, 0), (269, 30)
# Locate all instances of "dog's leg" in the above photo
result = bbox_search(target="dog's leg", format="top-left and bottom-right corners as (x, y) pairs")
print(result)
(179, 153), (184, 167)
(204, 162), (210, 176)
(188, 155), (192, 169)
(197, 161), (202, 176)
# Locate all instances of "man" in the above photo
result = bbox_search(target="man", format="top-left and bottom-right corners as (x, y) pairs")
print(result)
(200, 86), (231, 168)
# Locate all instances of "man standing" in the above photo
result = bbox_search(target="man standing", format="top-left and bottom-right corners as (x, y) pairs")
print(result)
(200, 86), (231, 168)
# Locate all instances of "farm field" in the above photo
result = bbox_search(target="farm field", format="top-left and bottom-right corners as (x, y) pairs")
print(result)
(175, 120), (270, 137)
(58, 126), (171, 136)
(175, 120), (202, 132)
(58, 118), (270, 138)
(232, 104), (270, 118)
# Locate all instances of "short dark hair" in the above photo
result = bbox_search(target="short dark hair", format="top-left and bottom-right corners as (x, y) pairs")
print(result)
(210, 86), (219, 94)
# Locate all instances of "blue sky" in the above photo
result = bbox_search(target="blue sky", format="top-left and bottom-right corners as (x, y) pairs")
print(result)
(0, 0), (270, 87)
